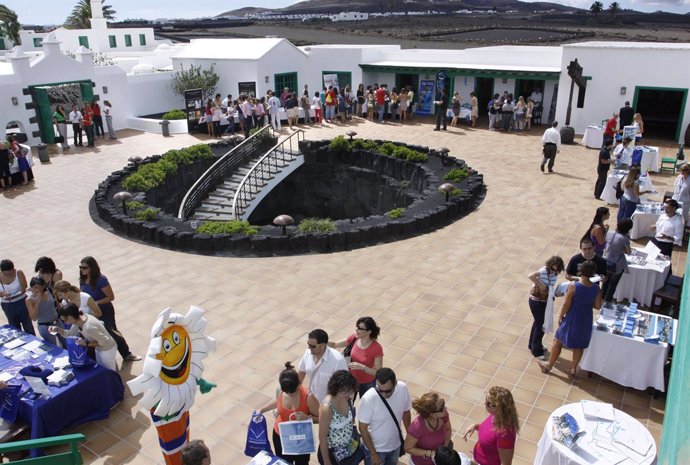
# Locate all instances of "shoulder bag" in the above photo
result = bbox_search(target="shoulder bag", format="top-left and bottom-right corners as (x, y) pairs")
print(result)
(529, 279), (550, 301)
(375, 388), (406, 457)
(54, 125), (64, 144)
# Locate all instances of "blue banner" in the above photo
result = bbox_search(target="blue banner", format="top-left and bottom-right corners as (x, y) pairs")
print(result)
(417, 80), (435, 115)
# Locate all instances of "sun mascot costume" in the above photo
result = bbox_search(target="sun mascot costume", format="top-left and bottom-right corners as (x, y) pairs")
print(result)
(128, 306), (216, 465)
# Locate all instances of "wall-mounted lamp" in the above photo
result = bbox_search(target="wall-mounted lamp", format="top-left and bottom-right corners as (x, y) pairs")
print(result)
(502, 78), (508, 84)
(264, 76), (269, 83)
(620, 86), (626, 96)
(102, 86), (108, 94)
(11, 97), (18, 105)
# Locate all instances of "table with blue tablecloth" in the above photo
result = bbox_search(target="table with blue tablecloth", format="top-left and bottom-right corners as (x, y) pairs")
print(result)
(0, 326), (124, 450)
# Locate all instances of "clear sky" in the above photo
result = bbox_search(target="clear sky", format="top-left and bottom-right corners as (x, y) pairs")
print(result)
(4, 0), (689, 25)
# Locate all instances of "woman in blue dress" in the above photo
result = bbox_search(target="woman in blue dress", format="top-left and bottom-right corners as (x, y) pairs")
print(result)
(539, 260), (602, 378)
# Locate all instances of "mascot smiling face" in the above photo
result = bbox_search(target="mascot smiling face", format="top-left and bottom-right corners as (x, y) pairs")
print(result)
(158, 325), (191, 385)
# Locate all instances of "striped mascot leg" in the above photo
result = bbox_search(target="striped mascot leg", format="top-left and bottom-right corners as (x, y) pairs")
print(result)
(151, 409), (190, 465)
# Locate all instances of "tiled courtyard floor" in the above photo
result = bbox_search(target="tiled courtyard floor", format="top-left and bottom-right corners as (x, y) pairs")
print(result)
(1, 117), (681, 464)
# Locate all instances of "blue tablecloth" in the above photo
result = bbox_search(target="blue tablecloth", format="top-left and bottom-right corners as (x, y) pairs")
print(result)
(0, 326), (124, 447)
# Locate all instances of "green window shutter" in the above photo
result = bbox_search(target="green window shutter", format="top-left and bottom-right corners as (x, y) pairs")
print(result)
(109, 35), (116, 48)
(78, 36), (89, 48)
(0, 38), (5, 50)
(35, 88), (54, 144)
(125, 35), (132, 47)
(79, 81), (94, 106)
(139, 34), (146, 46)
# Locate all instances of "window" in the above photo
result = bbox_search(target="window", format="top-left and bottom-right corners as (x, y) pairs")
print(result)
(125, 35), (132, 47)
(109, 35), (117, 48)
(274, 72), (298, 96)
(78, 36), (89, 48)
(33, 37), (43, 48)
(139, 34), (146, 46)
(321, 71), (352, 91)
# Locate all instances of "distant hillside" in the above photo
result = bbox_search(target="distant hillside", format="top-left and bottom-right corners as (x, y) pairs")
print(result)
(219, 0), (580, 16)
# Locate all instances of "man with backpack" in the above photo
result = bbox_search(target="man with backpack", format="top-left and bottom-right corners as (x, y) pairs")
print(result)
(487, 94), (499, 130)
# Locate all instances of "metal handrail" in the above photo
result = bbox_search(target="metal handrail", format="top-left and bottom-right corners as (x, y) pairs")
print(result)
(231, 130), (305, 220)
(177, 125), (274, 219)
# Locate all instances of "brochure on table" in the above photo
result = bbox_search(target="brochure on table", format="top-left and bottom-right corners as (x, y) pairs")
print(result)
(597, 303), (676, 345)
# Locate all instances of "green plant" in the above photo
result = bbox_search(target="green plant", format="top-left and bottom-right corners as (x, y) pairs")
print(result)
(134, 207), (159, 221)
(169, 63), (219, 103)
(196, 220), (258, 236)
(444, 168), (469, 183)
(162, 109), (186, 120)
(125, 200), (146, 210)
(297, 218), (337, 234)
(450, 188), (462, 197)
(329, 135), (350, 152)
(386, 208), (406, 219)
(378, 142), (398, 156)
(249, 126), (270, 142)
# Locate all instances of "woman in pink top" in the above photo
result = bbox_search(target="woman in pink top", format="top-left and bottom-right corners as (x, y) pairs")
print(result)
(330, 316), (383, 398)
(404, 392), (452, 465)
(462, 386), (519, 465)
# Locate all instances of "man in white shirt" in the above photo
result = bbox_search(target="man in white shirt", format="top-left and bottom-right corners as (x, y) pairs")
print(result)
(240, 95), (254, 137)
(267, 90), (282, 131)
(651, 199), (684, 260)
(613, 137), (634, 167)
(298, 329), (347, 402)
(540, 121), (561, 173)
(672, 163), (690, 223)
(221, 94), (232, 111)
(530, 87), (543, 107)
(68, 105), (83, 147)
(358, 368), (412, 465)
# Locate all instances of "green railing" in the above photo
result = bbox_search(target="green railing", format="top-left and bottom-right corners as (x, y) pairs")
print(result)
(658, 249), (690, 465)
(0, 433), (85, 464)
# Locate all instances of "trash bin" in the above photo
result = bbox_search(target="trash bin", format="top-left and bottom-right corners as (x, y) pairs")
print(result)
(159, 120), (170, 137)
(37, 143), (49, 163)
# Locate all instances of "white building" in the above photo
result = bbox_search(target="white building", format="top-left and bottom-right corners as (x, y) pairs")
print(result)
(330, 12), (369, 22)
(1, 0), (688, 146)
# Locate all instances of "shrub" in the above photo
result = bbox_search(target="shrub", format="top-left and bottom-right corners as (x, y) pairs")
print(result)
(125, 200), (147, 210)
(444, 168), (469, 183)
(450, 188), (462, 197)
(329, 135), (350, 152)
(196, 220), (258, 236)
(378, 142), (398, 156)
(249, 126), (270, 142)
(134, 207), (160, 221)
(297, 218), (337, 233)
(351, 139), (379, 151)
(386, 208), (405, 219)
(162, 109), (186, 120)
(403, 150), (428, 163)
(122, 144), (214, 192)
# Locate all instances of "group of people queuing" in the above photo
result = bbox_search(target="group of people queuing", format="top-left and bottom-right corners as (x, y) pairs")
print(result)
(0, 256), (140, 373)
(61, 98), (117, 150)
(0, 134), (32, 189)
(487, 88), (542, 133)
(249, 319), (520, 465)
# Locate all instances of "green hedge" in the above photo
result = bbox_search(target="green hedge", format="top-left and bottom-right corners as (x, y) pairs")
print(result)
(122, 144), (214, 192)
(196, 220), (258, 236)
(297, 218), (337, 233)
(162, 109), (186, 120)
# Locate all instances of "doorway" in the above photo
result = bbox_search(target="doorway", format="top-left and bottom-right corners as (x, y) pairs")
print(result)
(30, 80), (93, 143)
(515, 79), (544, 102)
(633, 87), (688, 141)
(475, 78), (494, 122)
(395, 73), (419, 109)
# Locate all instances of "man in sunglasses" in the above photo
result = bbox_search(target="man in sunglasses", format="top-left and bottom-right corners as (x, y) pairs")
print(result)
(358, 368), (412, 465)
(298, 328), (348, 402)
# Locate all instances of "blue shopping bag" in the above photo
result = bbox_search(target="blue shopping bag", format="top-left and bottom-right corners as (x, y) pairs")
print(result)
(65, 337), (95, 368)
(0, 384), (21, 422)
(245, 413), (273, 457)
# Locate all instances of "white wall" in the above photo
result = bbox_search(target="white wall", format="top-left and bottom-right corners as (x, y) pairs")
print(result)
(556, 43), (690, 141)
(453, 76), (475, 102)
(493, 79), (515, 97)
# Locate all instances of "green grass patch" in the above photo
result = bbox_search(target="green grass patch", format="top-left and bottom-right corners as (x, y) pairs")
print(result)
(133, 207), (160, 221)
(297, 218), (337, 234)
(443, 168), (469, 183)
(196, 220), (258, 236)
(386, 208), (406, 219)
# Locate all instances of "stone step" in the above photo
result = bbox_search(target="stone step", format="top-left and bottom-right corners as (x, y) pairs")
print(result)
(192, 211), (235, 222)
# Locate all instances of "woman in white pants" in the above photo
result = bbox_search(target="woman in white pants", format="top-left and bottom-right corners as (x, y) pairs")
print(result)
(51, 302), (118, 371)
(103, 100), (117, 139)
(53, 104), (70, 149)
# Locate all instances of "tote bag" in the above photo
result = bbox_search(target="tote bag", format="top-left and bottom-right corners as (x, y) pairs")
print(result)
(245, 413), (273, 457)
(278, 416), (316, 455)
(65, 337), (95, 368)
(0, 384), (21, 422)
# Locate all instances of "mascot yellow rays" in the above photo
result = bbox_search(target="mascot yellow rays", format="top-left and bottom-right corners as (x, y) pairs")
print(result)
(128, 306), (216, 465)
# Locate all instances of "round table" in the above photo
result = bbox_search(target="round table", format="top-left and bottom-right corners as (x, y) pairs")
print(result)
(582, 125), (604, 149)
(535, 403), (657, 465)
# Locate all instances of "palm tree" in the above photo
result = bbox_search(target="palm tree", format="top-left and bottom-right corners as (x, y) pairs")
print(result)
(0, 4), (21, 45)
(608, 1), (621, 17)
(590, 1), (604, 16)
(65, 0), (116, 29)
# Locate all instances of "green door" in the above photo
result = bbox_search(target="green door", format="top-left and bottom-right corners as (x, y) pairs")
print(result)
(35, 88), (55, 143)
(80, 82), (94, 105)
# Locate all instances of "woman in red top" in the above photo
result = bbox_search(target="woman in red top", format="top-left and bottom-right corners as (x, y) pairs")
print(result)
(92, 99), (105, 138)
(204, 99), (214, 137)
(404, 392), (452, 465)
(82, 102), (95, 147)
(256, 362), (319, 465)
(463, 386), (519, 465)
(330, 316), (383, 398)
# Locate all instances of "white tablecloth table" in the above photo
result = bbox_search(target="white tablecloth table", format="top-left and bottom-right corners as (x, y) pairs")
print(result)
(446, 107), (472, 120)
(535, 403), (657, 465)
(630, 205), (683, 240)
(601, 171), (656, 206)
(200, 108), (315, 126)
(614, 256), (670, 307)
(582, 125), (604, 149)
(638, 146), (660, 173)
(580, 324), (669, 391)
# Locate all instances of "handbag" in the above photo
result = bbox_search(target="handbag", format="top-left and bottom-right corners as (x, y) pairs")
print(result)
(375, 389), (405, 457)
(65, 336), (96, 368)
(278, 415), (316, 455)
(342, 338), (356, 359)
(245, 413), (273, 457)
(330, 426), (365, 465)
(54, 125), (64, 143)
(529, 283), (549, 301)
